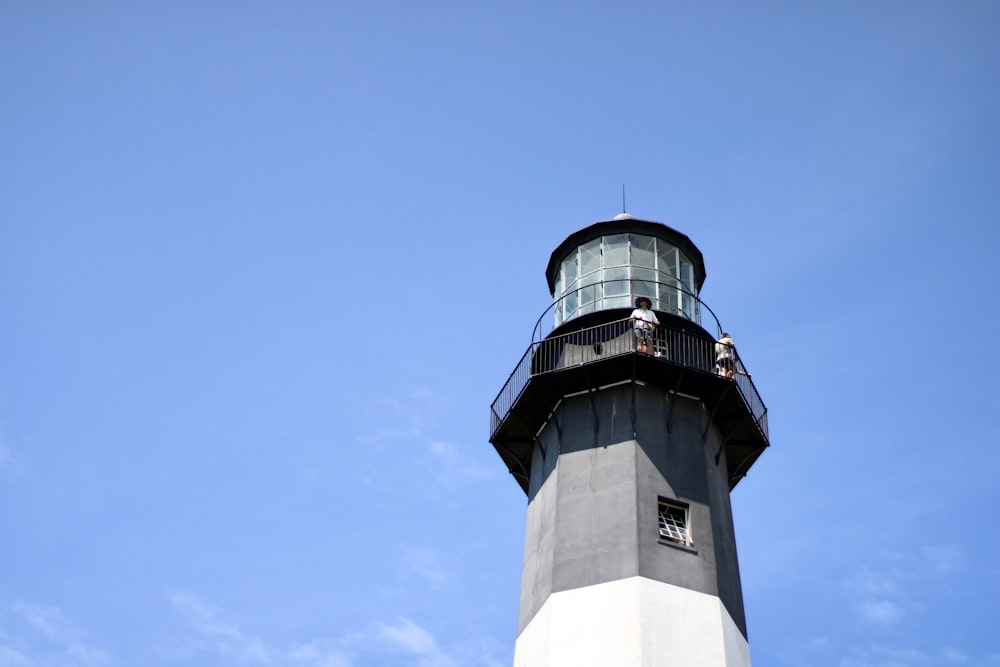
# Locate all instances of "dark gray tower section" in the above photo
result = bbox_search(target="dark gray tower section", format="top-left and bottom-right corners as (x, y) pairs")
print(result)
(490, 214), (769, 667)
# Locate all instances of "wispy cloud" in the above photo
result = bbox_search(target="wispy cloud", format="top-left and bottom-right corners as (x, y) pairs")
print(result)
(378, 618), (457, 667)
(836, 643), (1000, 667)
(167, 592), (274, 664)
(357, 389), (447, 445)
(842, 545), (965, 628)
(854, 600), (904, 626)
(777, 637), (1000, 667)
(920, 545), (963, 576)
(351, 387), (496, 491)
(425, 440), (494, 489)
(0, 602), (111, 667)
(168, 591), (507, 667)
(397, 546), (458, 589)
(168, 590), (354, 667)
(0, 645), (30, 667)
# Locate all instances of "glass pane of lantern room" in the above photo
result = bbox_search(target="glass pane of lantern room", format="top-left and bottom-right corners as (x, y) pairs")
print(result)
(633, 267), (656, 287)
(564, 290), (578, 320)
(562, 253), (578, 290)
(632, 267), (656, 310)
(579, 283), (600, 315)
(632, 234), (656, 269)
(604, 267), (629, 296)
(604, 234), (629, 267)
(579, 238), (601, 277)
(681, 292), (695, 321)
(657, 242), (678, 278)
(633, 282), (657, 309)
(662, 282), (680, 316)
(679, 257), (694, 293)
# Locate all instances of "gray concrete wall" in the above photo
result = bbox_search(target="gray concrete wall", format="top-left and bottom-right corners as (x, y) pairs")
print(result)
(517, 382), (747, 638)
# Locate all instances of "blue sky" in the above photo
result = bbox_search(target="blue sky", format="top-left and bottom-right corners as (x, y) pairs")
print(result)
(1, 2), (998, 666)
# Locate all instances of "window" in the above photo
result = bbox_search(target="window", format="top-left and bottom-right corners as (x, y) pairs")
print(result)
(579, 238), (601, 277)
(630, 238), (652, 277)
(657, 244), (678, 278)
(604, 233), (629, 266)
(658, 498), (692, 548)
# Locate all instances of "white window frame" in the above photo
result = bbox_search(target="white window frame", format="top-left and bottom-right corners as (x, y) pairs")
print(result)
(658, 497), (693, 548)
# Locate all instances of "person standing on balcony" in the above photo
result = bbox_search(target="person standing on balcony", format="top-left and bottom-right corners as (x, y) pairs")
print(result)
(631, 297), (660, 356)
(715, 333), (751, 379)
(715, 333), (736, 378)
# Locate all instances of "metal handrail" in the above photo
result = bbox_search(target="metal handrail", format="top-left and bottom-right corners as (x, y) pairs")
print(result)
(490, 317), (768, 444)
(530, 279), (726, 345)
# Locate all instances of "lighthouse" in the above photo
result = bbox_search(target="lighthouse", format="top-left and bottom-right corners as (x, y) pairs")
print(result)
(489, 214), (769, 666)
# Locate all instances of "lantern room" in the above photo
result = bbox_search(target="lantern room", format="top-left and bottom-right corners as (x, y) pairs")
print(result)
(544, 213), (709, 335)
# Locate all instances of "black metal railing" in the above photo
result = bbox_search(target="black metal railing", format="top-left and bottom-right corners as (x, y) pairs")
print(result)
(490, 317), (768, 444)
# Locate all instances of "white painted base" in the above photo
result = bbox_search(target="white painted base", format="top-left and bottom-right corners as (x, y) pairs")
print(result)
(514, 576), (750, 667)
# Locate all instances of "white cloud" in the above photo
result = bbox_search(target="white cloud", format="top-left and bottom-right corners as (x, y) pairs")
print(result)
(842, 544), (967, 629)
(0, 644), (30, 667)
(398, 546), (456, 588)
(358, 390), (446, 445)
(844, 563), (902, 598)
(836, 643), (999, 667)
(920, 545), (963, 576)
(425, 440), (494, 488)
(0, 602), (110, 667)
(167, 591), (273, 663)
(378, 618), (457, 667)
(353, 388), (496, 491)
(377, 616), (510, 667)
(854, 599), (904, 625)
(168, 591), (353, 667)
(777, 638), (1000, 667)
(167, 593), (508, 667)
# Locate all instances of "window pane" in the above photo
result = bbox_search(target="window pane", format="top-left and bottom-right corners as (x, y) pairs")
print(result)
(604, 295), (630, 309)
(580, 238), (601, 276)
(662, 288), (680, 316)
(562, 253), (578, 286)
(632, 267), (656, 283)
(553, 273), (562, 298)
(564, 290), (578, 320)
(680, 292), (695, 320)
(657, 243), (678, 278)
(633, 280), (656, 305)
(580, 283), (598, 306)
(679, 257), (694, 292)
(604, 234), (629, 266)
(604, 267), (629, 295)
(658, 500), (692, 547)
(632, 234), (656, 268)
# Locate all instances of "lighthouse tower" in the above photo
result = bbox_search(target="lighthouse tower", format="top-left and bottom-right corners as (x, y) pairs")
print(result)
(489, 214), (769, 666)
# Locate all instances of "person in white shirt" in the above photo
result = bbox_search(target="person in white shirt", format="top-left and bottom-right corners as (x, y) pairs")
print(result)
(630, 296), (660, 356)
(715, 333), (752, 380)
(715, 333), (736, 378)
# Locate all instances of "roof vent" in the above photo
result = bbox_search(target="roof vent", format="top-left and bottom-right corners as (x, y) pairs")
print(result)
(613, 212), (634, 221)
